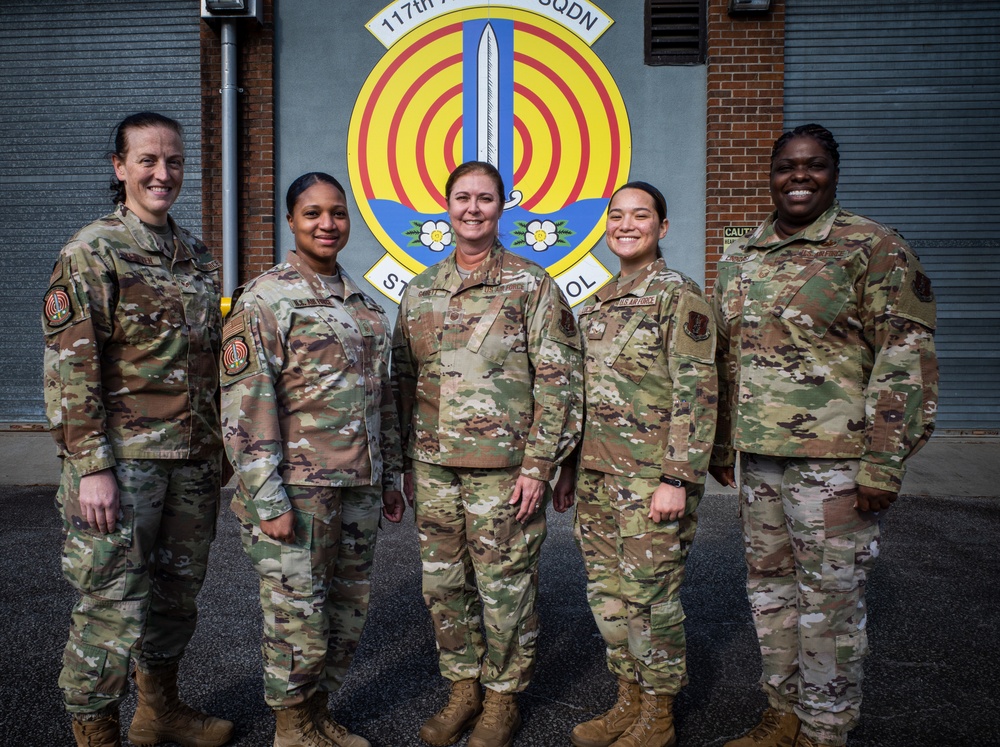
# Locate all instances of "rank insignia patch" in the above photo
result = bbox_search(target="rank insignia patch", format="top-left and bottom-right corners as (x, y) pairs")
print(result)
(44, 286), (74, 327)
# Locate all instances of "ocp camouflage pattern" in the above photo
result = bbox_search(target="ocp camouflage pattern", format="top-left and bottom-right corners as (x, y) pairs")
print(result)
(391, 243), (583, 482)
(576, 258), (718, 484)
(221, 251), (403, 522)
(710, 203), (938, 492)
(42, 203), (223, 475)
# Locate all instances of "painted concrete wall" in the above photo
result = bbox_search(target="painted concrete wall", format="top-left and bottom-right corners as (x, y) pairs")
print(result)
(274, 1), (707, 305)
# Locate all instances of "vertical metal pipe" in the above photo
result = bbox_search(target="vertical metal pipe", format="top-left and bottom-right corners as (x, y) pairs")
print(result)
(221, 20), (238, 298)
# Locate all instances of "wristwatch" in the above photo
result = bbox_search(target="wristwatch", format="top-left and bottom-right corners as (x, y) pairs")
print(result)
(659, 475), (684, 488)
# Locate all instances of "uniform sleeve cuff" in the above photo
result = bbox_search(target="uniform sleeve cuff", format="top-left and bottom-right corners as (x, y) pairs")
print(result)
(857, 459), (905, 493)
(68, 450), (117, 477)
(253, 486), (292, 522)
(711, 444), (735, 468)
(521, 457), (557, 483)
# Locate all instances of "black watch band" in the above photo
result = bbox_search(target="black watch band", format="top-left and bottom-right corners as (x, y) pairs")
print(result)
(659, 475), (684, 488)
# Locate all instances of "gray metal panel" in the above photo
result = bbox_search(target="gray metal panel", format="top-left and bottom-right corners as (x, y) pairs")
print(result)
(785, 0), (1000, 431)
(0, 0), (202, 423)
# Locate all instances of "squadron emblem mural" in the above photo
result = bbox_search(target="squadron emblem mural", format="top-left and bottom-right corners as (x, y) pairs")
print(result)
(349, 0), (631, 306)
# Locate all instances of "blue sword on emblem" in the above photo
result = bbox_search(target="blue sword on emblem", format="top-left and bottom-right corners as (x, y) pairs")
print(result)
(477, 23), (522, 210)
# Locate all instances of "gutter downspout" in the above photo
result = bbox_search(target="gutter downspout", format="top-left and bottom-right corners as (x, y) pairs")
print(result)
(221, 20), (239, 311)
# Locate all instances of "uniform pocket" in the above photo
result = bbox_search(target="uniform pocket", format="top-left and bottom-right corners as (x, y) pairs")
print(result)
(469, 297), (524, 366)
(61, 506), (135, 600)
(836, 628), (869, 665)
(609, 311), (661, 385)
(773, 259), (852, 338)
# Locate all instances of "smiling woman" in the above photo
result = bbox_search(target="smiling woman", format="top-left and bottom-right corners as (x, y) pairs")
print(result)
(221, 171), (403, 747)
(42, 111), (231, 747)
(710, 124), (939, 747)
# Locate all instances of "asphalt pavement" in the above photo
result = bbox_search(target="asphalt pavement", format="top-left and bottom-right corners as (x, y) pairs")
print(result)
(2, 466), (999, 746)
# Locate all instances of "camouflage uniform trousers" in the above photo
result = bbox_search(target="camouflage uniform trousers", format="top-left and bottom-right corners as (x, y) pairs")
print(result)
(574, 469), (699, 695)
(413, 460), (547, 694)
(740, 453), (880, 747)
(57, 457), (220, 716)
(239, 483), (381, 709)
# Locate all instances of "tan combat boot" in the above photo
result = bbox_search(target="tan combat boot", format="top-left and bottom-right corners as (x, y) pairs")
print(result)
(724, 708), (800, 747)
(571, 677), (642, 747)
(794, 731), (836, 747)
(274, 703), (336, 747)
(609, 690), (675, 747)
(306, 691), (370, 747)
(72, 710), (121, 747)
(418, 678), (483, 746)
(127, 664), (234, 747)
(466, 689), (521, 747)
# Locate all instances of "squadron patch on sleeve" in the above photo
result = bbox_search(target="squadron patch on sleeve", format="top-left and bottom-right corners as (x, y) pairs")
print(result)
(220, 312), (263, 383)
(912, 271), (934, 303)
(683, 310), (711, 342)
(559, 308), (577, 338)
(43, 286), (75, 328)
(221, 336), (250, 375)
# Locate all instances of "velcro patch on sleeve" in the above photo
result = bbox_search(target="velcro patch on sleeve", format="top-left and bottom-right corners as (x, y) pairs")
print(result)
(220, 312), (263, 384)
(891, 261), (937, 330)
(673, 291), (715, 362)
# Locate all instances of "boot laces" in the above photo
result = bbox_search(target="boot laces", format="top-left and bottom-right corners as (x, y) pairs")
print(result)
(479, 696), (512, 730)
(440, 683), (476, 720)
(748, 709), (785, 741)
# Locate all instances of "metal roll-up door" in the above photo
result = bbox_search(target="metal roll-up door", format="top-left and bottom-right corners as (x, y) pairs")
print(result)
(784, 0), (1000, 432)
(0, 0), (202, 423)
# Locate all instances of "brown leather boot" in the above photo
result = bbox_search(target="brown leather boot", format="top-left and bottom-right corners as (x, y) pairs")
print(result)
(610, 690), (675, 747)
(466, 689), (521, 747)
(306, 691), (370, 747)
(418, 678), (483, 746)
(794, 731), (838, 747)
(724, 708), (800, 747)
(571, 677), (642, 747)
(72, 710), (121, 747)
(127, 664), (234, 747)
(274, 703), (336, 747)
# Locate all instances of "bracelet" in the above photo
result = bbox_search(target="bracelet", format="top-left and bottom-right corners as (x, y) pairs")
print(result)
(659, 475), (684, 488)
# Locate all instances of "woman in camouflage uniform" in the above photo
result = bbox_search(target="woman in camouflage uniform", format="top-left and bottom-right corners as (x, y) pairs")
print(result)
(710, 125), (938, 747)
(42, 112), (232, 747)
(221, 173), (404, 747)
(555, 182), (718, 747)
(392, 161), (583, 747)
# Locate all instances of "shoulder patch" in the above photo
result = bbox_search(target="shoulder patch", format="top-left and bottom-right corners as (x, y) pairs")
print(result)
(220, 312), (263, 383)
(891, 262), (937, 330)
(683, 310), (711, 342)
(43, 286), (75, 328)
(672, 292), (715, 363)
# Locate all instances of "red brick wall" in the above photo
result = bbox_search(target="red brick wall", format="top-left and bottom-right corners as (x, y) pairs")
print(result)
(705, 0), (785, 291)
(200, 0), (275, 291)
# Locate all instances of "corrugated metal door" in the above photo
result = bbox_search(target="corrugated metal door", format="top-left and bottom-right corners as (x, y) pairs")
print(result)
(0, 0), (202, 423)
(784, 0), (1000, 431)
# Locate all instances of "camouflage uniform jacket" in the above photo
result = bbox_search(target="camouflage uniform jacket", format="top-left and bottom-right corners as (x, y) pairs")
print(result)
(710, 202), (938, 492)
(221, 251), (403, 522)
(42, 204), (222, 476)
(391, 243), (583, 482)
(577, 258), (718, 484)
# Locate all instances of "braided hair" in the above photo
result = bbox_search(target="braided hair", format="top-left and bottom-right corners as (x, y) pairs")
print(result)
(771, 123), (840, 170)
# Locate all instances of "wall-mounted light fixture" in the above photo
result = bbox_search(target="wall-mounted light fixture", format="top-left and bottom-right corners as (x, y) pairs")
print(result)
(728, 0), (771, 14)
(201, 0), (262, 23)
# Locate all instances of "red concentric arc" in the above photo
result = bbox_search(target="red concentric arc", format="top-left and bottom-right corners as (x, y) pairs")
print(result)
(516, 52), (590, 206)
(416, 83), (463, 210)
(358, 23), (462, 202)
(514, 82), (560, 211)
(389, 53), (462, 209)
(517, 22), (622, 197)
(513, 116), (533, 185)
(444, 116), (462, 174)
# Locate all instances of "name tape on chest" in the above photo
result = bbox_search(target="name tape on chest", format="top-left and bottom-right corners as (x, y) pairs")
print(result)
(614, 295), (657, 308)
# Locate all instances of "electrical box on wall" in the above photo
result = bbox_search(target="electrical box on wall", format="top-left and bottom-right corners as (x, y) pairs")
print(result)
(201, 0), (262, 23)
